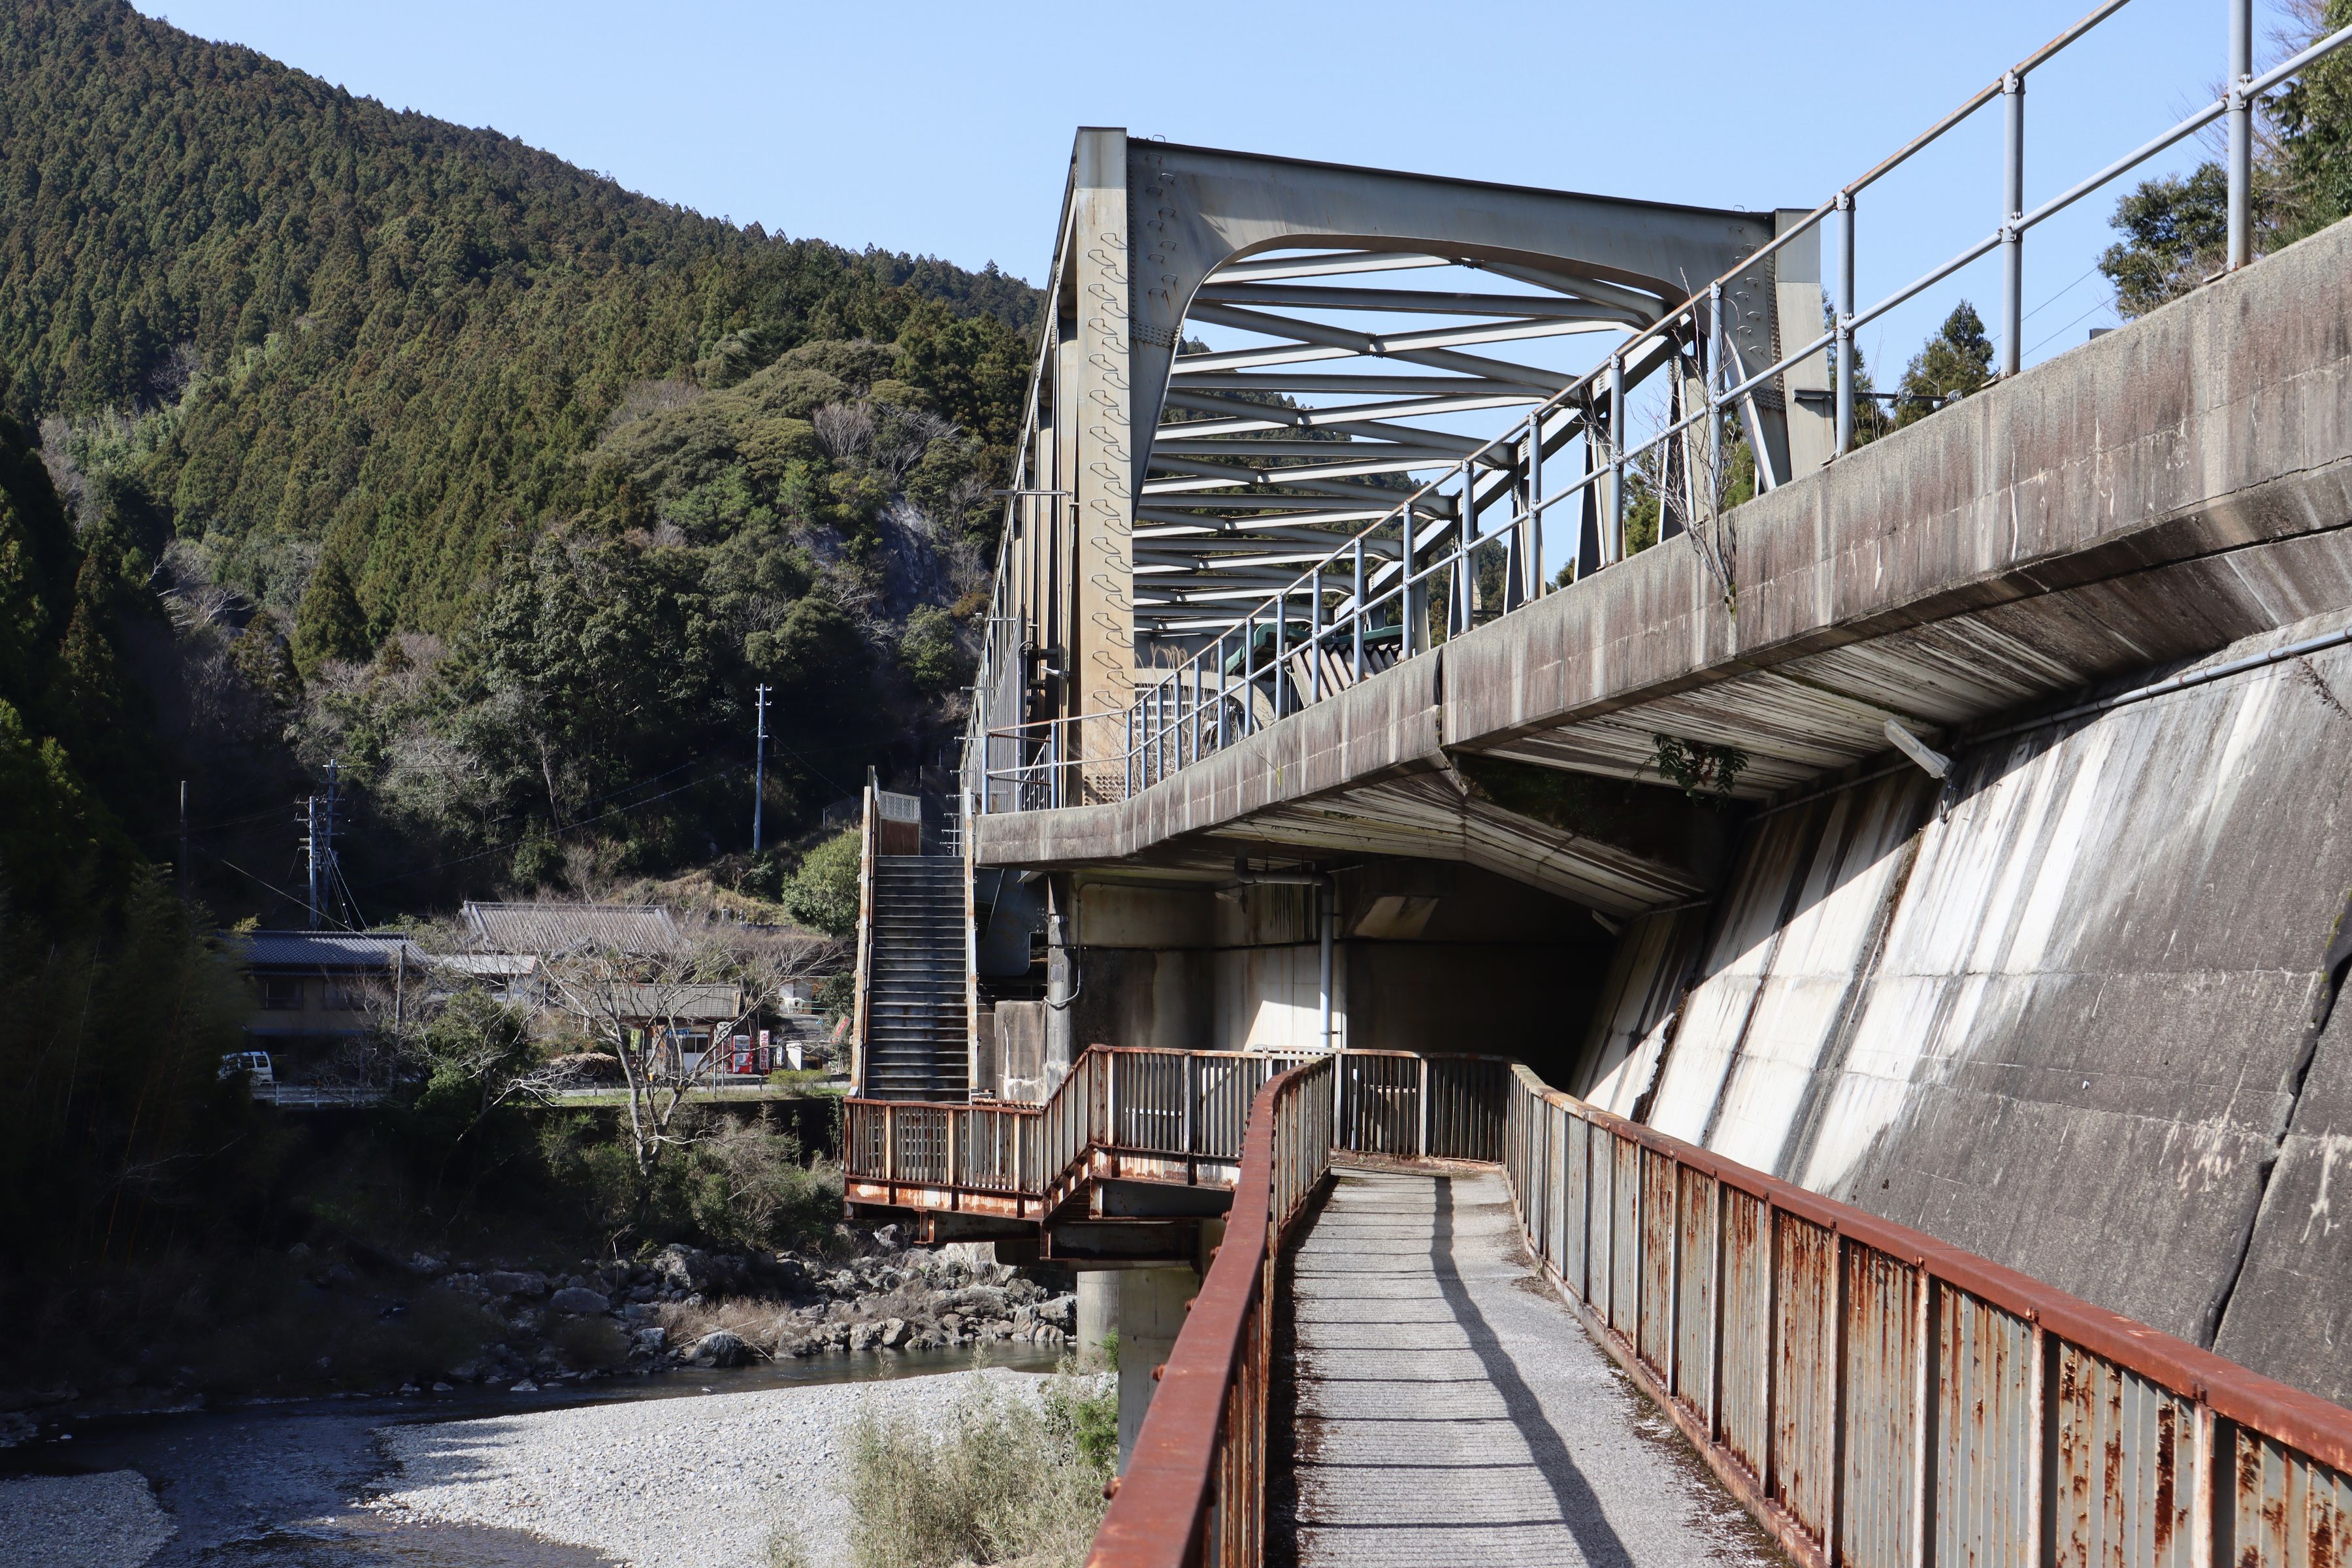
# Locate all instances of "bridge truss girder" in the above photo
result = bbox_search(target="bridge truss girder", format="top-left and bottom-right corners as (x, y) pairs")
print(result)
(986, 129), (1831, 798)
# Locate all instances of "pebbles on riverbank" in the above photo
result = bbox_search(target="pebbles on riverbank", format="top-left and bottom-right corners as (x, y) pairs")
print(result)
(0, 1469), (176, 1568)
(369, 1365), (1052, 1568)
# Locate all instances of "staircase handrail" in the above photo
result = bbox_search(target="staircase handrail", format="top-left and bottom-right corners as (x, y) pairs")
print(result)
(849, 779), (877, 1092)
(962, 789), (980, 1096)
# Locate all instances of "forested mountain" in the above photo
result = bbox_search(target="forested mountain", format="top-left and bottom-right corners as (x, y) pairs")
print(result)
(0, 0), (1037, 918)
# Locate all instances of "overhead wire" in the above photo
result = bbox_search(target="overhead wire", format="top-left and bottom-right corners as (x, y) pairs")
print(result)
(2027, 295), (2121, 359)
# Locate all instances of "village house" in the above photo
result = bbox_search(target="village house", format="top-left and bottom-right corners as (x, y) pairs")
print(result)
(226, 930), (428, 1084)
(452, 901), (798, 1076)
(227, 904), (832, 1088)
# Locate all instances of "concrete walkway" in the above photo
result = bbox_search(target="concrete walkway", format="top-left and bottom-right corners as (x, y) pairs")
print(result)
(1285, 1165), (1778, 1568)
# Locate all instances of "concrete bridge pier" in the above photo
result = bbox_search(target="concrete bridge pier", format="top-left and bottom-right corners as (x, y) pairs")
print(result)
(1077, 1265), (1203, 1469)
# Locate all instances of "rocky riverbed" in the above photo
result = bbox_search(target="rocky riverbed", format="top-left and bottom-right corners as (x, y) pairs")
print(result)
(425, 1230), (1079, 1389)
(0, 1350), (1066, 1567)
(0, 1226), (1079, 1432)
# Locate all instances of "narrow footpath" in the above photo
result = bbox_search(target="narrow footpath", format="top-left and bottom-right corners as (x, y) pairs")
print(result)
(1284, 1165), (1780, 1568)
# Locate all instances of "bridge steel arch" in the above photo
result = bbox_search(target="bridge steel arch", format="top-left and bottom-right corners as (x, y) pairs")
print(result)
(985, 129), (1823, 806)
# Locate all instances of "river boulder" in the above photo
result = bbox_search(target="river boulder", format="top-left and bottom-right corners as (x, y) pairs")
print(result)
(688, 1330), (752, 1368)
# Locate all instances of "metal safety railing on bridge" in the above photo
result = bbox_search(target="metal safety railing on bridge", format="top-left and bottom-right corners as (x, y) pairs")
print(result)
(842, 1047), (1503, 1217)
(1499, 1063), (2352, 1568)
(1086, 1057), (2352, 1568)
(974, 0), (2352, 815)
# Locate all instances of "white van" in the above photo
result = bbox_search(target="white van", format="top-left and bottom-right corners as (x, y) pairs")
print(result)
(219, 1051), (276, 1088)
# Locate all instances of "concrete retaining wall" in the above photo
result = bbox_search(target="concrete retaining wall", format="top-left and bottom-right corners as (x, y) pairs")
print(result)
(1617, 613), (2352, 1400)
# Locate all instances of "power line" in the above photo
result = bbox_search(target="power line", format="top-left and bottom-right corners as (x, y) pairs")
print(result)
(2020, 263), (2106, 324)
(206, 852), (364, 932)
(2027, 296), (2119, 359)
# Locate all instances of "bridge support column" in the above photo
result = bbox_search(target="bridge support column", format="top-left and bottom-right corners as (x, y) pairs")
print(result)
(1044, 875), (1076, 1090)
(1076, 1271), (1117, 1362)
(1100, 1264), (1198, 1471)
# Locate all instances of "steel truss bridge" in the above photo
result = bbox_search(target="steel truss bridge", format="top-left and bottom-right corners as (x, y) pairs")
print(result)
(966, 0), (2352, 815)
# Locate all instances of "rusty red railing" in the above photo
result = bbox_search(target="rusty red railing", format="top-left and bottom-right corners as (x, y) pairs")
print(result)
(1090, 1053), (1334, 1568)
(843, 1047), (1505, 1223)
(1502, 1064), (2352, 1568)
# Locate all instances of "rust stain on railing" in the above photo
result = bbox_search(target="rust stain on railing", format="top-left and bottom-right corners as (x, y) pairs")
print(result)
(854, 1051), (2352, 1568)
(1501, 1064), (2352, 1568)
(1087, 1055), (1335, 1568)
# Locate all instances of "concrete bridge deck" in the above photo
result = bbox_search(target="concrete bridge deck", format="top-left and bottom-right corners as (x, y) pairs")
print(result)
(1286, 1166), (1776, 1568)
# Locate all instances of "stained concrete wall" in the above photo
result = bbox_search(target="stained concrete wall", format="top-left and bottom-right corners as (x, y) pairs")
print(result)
(2219, 996), (2352, 1393)
(1618, 614), (2352, 1401)
(1573, 907), (1710, 1117)
(1060, 864), (1610, 1066)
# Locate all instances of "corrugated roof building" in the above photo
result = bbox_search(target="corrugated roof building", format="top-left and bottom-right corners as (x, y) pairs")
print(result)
(234, 931), (429, 969)
(223, 930), (429, 1044)
(460, 902), (685, 956)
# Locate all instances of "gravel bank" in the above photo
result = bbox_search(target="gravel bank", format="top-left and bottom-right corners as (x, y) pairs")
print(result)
(0, 1469), (176, 1568)
(370, 1365), (1052, 1568)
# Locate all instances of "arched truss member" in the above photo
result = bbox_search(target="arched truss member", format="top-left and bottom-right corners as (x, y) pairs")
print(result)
(985, 129), (1827, 768)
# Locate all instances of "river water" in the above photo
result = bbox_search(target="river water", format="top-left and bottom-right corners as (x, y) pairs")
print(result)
(0, 1347), (1059, 1567)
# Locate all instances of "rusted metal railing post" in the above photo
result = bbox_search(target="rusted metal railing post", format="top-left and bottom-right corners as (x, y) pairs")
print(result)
(1417, 1056), (1430, 1158)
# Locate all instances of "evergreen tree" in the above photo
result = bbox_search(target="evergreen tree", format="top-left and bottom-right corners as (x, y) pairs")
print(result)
(1895, 303), (1994, 427)
(2272, 0), (2352, 242)
(2099, 1), (2352, 318)
(0, 0), (1039, 637)
(2100, 166), (2232, 319)
(293, 554), (371, 674)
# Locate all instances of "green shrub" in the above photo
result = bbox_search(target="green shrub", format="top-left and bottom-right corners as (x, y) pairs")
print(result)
(897, 605), (971, 694)
(783, 830), (862, 938)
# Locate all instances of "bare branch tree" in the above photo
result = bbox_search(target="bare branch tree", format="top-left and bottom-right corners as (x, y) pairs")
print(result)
(538, 940), (766, 1224)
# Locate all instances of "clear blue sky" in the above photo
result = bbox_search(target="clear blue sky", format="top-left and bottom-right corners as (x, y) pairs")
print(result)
(136, 0), (2277, 373)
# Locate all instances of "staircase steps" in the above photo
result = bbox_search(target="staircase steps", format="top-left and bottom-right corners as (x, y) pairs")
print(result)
(862, 853), (971, 1101)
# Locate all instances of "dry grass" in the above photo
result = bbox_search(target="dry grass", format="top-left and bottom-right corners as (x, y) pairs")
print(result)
(657, 1275), (941, 1358)
(655, 1296), (805, 1356)
(833, 1370), (1113, 1568)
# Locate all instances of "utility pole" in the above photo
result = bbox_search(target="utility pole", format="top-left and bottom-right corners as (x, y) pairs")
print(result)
(178, 779), (189, 902)
(301, 760), (344, 930)
(303, 793), (321, 930)
(752, 683), (771, 855)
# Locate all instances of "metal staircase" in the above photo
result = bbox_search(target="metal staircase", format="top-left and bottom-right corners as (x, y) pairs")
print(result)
(852, 777), (974, 1102)
(862, 856), (970, 1099)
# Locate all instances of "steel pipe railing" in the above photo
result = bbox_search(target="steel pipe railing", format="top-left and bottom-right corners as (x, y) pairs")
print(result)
(967, 0), (2352, 815)
(1499, 1065), (2352, 1568)
(856, 1045), (2352, 1568)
